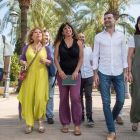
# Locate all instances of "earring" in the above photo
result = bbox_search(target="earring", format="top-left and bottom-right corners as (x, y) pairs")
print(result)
(31, 39), (33, 42)
(72, 32), (74, 36)
(62, 34), (65, 39)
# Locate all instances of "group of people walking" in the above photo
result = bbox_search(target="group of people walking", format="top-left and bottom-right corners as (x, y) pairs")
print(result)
(0, 12), (140, 140)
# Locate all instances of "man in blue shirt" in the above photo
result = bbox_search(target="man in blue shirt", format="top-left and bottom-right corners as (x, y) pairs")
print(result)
(44, 30), (56, 124)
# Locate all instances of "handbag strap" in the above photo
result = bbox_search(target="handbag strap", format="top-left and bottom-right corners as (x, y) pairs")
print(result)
(26, 47), (43, 71)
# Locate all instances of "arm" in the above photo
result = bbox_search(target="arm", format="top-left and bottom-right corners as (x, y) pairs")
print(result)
(54, 42), (67, 80)
(40, 46), (52, 66)
(90, 49), (93, 66)
(92, 36), (100, 85)
(128, 48), (135, 83)
(90, 61), (93, 66)
(127, 36), (135, 83)
(19, 45), (28, 66)
(122, 35), (128, 82)
(2, 37), (13, 81)
(2, 56), (10, 81)
(74, 40), (83, 72)
(71, 40), (83, 81)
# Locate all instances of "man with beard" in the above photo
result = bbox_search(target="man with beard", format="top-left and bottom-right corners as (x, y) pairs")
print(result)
(44, 30), (56, 124)
(78, 33), (94, 125)
(92, 11), (128, 140)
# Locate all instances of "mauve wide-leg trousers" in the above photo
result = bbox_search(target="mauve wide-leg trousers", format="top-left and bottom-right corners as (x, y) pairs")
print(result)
(57, 73), (82, 126)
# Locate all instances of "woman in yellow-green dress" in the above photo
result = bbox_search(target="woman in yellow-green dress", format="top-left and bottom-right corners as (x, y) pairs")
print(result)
(18, 27), (52, 134)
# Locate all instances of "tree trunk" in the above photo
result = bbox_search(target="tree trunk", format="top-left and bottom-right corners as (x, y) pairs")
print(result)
(18, 0), (30, 53)
(16, 0), (30, 93)
(20, 6), (28, 53)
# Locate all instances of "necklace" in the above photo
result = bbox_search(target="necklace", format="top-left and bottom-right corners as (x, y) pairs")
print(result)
(32, 44), (42, 54)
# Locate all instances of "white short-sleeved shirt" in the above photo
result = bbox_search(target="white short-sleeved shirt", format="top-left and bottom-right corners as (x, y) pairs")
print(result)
(0, 34), (13, 68)
(80, 45), (94, 78)
(128, 36), (135, 48)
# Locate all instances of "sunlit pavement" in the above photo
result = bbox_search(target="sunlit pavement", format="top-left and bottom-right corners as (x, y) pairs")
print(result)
(0, 87), (139, 140)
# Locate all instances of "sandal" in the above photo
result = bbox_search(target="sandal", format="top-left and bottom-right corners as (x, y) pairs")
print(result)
(61, 125), (68, 133)
(25, 126), (33, 134)
(74, 126), (81, 136)
(38, 120), (45, 133)
(132, 124), (138, 131)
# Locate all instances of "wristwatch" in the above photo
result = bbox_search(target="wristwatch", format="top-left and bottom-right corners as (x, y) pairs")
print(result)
(3, 71), (9, 74)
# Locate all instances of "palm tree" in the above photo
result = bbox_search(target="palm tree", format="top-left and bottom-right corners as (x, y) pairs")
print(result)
(17, 0), (31, 52)
(4, 0), (80, 52)
(27, 0), (76, 39)
(74, 0), (137, 47)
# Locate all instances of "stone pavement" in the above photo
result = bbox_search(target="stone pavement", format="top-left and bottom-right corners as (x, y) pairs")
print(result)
(0, 87), (140, 140)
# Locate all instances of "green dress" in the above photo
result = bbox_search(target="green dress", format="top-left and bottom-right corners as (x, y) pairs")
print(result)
(17, 46), (49, 126)
(130, 35), (140, 123)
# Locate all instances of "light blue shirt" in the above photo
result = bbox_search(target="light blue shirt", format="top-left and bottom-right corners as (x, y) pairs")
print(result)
(47, 43), (54, 61)
(47, 43), (56, 73)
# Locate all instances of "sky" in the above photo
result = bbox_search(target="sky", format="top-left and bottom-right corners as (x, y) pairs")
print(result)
(0, 2), (140, 41)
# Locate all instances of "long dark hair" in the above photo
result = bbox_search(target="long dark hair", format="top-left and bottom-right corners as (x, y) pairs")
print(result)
(54, 22), (78, 47)
(134, 16), (140, 35)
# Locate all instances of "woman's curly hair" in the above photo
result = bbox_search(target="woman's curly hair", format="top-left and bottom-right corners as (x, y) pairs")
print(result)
(25, 27), (46, 45)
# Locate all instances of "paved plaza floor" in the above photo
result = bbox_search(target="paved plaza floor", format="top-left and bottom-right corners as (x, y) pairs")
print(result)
(0, 87), (140, 140)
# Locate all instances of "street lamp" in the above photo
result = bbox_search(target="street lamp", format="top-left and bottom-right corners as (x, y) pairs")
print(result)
(3, 11), (19, 98)
(120, 13), (130, 99)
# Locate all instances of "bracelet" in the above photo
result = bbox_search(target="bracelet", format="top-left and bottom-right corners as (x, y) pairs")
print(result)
(57, 67), (61, 70)
(3, 71), (9, 74)
(128, 71), (131, 72)
(20, 61), (24, 65)
(46, 62), (50, 66)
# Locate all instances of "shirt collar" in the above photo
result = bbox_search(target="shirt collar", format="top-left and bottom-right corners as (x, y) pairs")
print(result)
(103, 29), (117, 33)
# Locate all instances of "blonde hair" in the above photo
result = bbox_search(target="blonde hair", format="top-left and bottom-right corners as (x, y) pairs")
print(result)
(25, 27), (46, 45)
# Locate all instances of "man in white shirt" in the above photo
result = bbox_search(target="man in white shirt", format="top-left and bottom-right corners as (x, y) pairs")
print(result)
(92, 12), (128, 140)
(0, 19), (13, 83)
(78, 33), (94, 125)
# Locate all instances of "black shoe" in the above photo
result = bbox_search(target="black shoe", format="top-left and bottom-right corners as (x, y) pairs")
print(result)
(82, 116), (85, 122)
(47, 118), (54, 124)
(87, 117), (94, 125)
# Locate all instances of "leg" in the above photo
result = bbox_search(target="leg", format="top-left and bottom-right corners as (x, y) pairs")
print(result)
(57, 73), (71, 125)
(118, 108), (123, 117)
(0, 68), (3, 83)
(70, 73), (82, 135)
(116, 108), (124, 125)
(112, 73), (125, 121)
(70, 73), (82, 126)
(38, 118), (45, 133)
(80, 78), (85, 120)
(47, 76), (55, 124)
(84, 77), (93, 119)
(98, 71), (115, 133)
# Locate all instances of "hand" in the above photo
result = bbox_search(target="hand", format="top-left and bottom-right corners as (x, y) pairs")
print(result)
(128, 72), (133, 83)
(124, 72), (128, 83)
(40, 58), (47, 64)
(72, 71), (78, 81)
(58, 70), (67, 80)
(20, 60), (27, 66)
(93, 74), (100, 85)
(2, 73), (7, 81)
